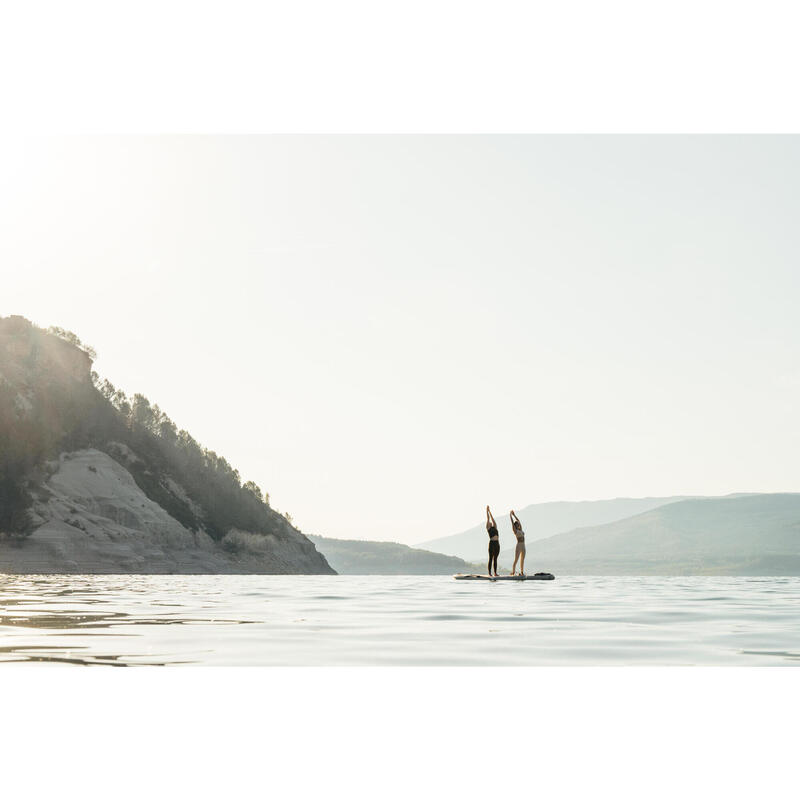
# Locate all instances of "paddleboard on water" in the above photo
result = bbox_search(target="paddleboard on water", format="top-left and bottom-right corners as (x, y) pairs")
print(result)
(454, 573), (555, 581)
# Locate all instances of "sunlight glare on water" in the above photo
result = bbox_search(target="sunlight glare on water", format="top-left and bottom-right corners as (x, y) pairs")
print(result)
(1, 575), (799, 666)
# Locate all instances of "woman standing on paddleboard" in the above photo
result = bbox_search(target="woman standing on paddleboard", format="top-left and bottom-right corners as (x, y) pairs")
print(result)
(509, 509), (526, 576)
(486, 505), (500, 577)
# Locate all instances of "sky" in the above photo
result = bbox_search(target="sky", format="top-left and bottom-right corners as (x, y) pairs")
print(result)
(1, 135), (799, 543)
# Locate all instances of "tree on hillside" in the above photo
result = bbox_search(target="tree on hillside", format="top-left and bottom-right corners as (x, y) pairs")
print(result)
(243, 481), (263, 502)
(47, 326), (97, 360)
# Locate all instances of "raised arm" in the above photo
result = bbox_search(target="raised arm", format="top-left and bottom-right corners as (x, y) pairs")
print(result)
(486, 505), (495, 527)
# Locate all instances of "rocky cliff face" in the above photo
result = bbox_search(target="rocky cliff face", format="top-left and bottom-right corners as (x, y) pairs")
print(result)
(0, 316), (335, 574)
(0, 448), (333, 574)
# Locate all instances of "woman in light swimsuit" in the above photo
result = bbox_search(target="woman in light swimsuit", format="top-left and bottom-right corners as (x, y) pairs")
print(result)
(509, 509), (526, 576)
(486, 505), (500, 577)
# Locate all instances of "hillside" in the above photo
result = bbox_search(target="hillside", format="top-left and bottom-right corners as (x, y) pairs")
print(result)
(308, 535), (471, 575)
(420, 496), (695, 561)
(0, 315), (334, 574)
(527, 493), (800, 575)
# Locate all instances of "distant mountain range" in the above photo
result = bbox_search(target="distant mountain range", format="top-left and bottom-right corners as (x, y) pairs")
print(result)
(528, 493), (800, 575)
(422, 493), (800, 575)
(420, 496), (697, 561)
(308, 535), (471, 575)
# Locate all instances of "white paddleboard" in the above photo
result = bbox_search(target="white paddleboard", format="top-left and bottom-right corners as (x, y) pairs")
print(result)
(454, 573), (555, 581)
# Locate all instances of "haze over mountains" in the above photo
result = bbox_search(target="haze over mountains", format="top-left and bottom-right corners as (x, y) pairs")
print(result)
(423, 494), (800, 575)
(421, 497), (696, 561)
(3, 315), (799, 577)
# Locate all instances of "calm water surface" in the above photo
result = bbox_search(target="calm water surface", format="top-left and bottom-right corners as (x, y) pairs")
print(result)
(1, 574), (798, 666)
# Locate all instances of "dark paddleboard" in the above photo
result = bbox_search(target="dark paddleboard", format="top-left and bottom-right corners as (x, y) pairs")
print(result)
(454, 573), (555, 581)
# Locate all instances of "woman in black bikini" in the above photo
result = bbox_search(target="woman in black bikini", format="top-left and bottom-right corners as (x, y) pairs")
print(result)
(486, 505), (500, 577)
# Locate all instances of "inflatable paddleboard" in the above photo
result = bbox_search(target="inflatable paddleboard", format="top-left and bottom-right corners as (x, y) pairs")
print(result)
(454, 573), (555, 581)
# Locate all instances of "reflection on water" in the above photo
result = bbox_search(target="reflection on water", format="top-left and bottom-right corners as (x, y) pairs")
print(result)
(1, 574), (799, 666)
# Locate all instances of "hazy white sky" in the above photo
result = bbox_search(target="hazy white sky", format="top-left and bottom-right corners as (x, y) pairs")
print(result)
(1, 136), (798, 543)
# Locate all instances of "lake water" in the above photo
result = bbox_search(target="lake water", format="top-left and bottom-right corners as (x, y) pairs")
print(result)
(1, 574), (799, 666)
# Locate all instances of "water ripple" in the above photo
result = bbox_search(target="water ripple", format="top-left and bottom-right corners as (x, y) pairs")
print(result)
(1, 574), (799, 665)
